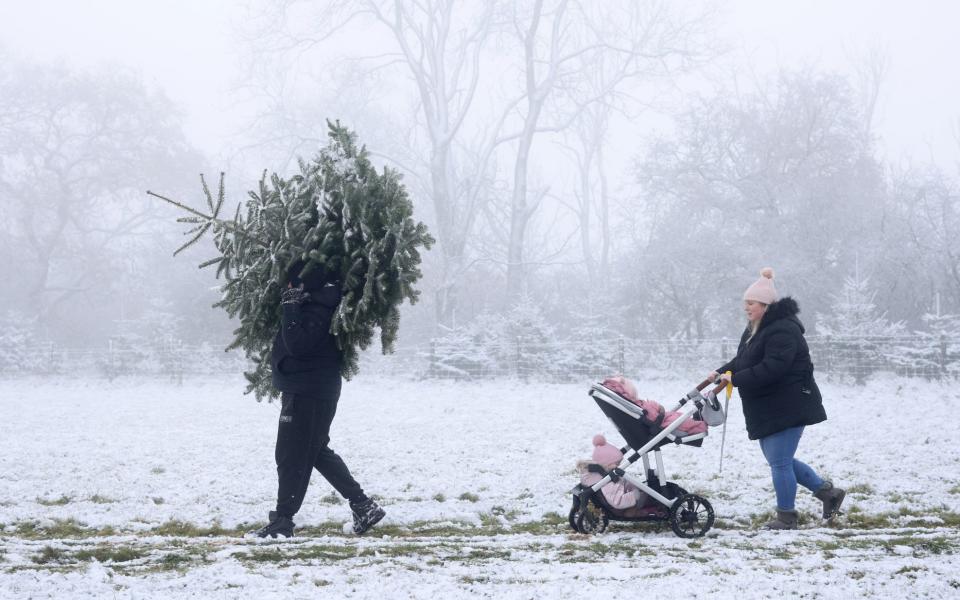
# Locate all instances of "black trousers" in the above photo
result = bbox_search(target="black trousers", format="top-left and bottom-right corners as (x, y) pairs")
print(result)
(274, 382), (365, 518)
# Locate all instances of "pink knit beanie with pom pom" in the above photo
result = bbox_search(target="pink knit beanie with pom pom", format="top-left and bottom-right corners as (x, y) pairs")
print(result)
(591, 434), (624, 466)
(743, 267), (778, 304)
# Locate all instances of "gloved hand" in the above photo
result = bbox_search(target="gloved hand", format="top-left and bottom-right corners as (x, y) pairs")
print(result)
(281, 286), (311, 305)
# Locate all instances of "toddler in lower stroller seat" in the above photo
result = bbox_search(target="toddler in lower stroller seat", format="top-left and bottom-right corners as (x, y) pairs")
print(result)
(578, 435), (665, 518)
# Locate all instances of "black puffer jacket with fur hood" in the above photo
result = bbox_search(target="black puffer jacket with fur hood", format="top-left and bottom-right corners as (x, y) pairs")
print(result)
(717, 297), (826, 440)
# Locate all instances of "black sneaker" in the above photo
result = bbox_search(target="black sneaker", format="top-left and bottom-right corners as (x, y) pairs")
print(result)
(251, 511), (295, 538)
(349, 498), (385, 535)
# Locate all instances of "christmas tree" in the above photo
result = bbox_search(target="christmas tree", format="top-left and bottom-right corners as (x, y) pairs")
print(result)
(148, 122), (434, 400)
(816, 270), (904, 382)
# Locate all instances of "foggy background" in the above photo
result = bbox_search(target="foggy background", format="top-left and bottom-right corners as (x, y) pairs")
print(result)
(2, 0), (959, 378)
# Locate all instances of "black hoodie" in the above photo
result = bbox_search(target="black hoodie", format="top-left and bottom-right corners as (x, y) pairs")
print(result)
(717, 297), (827, 440)
(270, 283), (343, 394)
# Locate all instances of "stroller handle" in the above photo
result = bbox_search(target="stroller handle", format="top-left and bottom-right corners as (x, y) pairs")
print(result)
(694, 377), (729, 398)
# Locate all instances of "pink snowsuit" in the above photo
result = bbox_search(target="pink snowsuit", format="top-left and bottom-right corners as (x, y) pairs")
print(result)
(579, 463), (645, 510)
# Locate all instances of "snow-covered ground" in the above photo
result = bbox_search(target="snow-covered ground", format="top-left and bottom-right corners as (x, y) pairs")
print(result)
(1, 375), (958, 598)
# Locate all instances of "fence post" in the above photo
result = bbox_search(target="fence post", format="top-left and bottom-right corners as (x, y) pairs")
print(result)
(940, 334), (948, 380)
(175, 339), (184, 385)
(429, 340), (437, 379)
(825, 335), (832, 376)
(617, 336), (625, 375)
(855, 337), (865, 385)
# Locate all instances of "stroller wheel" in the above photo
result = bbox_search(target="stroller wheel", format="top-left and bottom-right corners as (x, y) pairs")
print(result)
(575, 501), (609, 534)
(668, 493), (715, 538)
(568, 496), (581, 532)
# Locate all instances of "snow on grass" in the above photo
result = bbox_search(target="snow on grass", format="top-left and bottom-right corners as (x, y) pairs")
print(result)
(1, 375), (959, 597)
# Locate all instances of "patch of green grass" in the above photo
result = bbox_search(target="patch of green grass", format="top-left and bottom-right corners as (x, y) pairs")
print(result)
(231, 548), (287, 563)
(512, 512), (567, 535)
(555, 541), (626, 563)
(151, 519), (236, 537)
(89, 494), (116, 504)
(847, 570), (865, 580)
(458, 492), (480, 503)
(32, 546), (69, 564)
(232, 544), (359, 564)
(150, 466), (165, 475)
(888, 536), (956, 555)
(638, 566), (682, 578)
(138, 545), (216, 574)
(840, 507), (960, 530)
(13, 505), (957, 545)
(490, 505), (521, 522)
(818, 535), (958, 557)
(319, 492), (343, 505)
(948, 485), (960, 495)
(746, 511), (774, 528)
(31, 544), (148, 567)
(75, 546), (145, 563)
(450, 547), (513, 562)
(152, 497), (165, 505)
(895, 565), (927, 576)
(709, 517), (745, 530)
(433, 493), (446, 503)
(769, 548), (793, 559)
(846, 483), (873, 495)
(314, 579), (332, 587)
(515, 491), (533, 500)
(36, 495), (72, 506)
(14, 518), (105, 539)
(156, 552), (194, 571)
(478, 512), (503, 532)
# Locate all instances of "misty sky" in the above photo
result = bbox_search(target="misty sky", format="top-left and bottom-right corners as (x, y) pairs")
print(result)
(1, 0), (957, 167)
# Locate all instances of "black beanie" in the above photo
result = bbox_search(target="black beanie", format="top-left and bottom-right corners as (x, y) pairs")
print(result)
(286, 260), (332, 291)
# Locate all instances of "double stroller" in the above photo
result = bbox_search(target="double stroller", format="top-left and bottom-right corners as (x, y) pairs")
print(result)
(569, 376), (726, 538)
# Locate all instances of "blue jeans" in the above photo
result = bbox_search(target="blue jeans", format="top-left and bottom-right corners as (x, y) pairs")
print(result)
(758, 426), (824, 511)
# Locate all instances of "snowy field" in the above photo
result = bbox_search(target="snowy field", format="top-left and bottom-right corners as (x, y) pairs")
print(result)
(1, 375), (959, 598)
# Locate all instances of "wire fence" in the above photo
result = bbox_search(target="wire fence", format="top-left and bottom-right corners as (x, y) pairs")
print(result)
(3, 334), (955, 384)
(370, 334), (957, 383)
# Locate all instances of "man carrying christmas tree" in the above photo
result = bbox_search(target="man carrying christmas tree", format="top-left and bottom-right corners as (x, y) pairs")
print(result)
(151, 122), (432, 539)
(252, 260), (385, 539)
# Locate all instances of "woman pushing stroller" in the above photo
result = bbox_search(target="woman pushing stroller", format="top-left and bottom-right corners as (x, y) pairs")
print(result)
(709, 268), (845, 530)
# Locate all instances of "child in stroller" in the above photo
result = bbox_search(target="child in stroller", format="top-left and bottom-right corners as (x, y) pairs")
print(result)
(568, 376), (725, 537)
(578, 435), (663, 517)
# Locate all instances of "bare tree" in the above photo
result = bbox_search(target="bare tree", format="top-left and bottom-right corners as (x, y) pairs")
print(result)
(241, 0), (714, 315)
(240, 0), (498, 328)
(631, 68), (887, 335)
(493, 0), (714, 299)
(0, 60), (197, 337)
(851, 45), (889, 147)
(901, 167), (960, 310)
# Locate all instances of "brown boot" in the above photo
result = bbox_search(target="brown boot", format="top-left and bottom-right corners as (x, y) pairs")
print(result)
(762, 508), (798, 530)
(813, 481), (846, 519)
